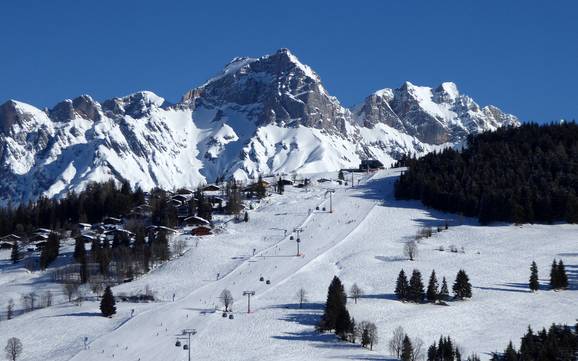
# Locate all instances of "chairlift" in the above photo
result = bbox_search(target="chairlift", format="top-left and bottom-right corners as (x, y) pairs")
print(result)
(266, 280), (271, 285)
(222, 312), (227, 317)
(229, 314), (234, 319)
(183, 344), (189, 350)
(175, 341), (181, 347)
(259, 276), (264, 281)
(290, 235), (294, 240)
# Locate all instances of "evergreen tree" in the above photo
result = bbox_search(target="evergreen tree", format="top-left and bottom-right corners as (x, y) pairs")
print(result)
(243, 211), (249, 223)
(277, 177), (285, 194)
(395, 269), (409, 301)
(529, 261), (539, 292)
(255, 175), (267, 199)
(426, 270), (439, 303)
(319, 276), (347, 331)
(503, 341), (518, 361)
(558, 260), (568, 289)
(338, 170), (345, 181)
(335, 308), (352, 340)
(439, 277), (450, 301)
(10, 241), (20, 264)
(73, 237), (85, 263)
(361, 327), (370, 349)
(100, 286), (116, 317)
(401, 335), (414, 361)
(549, 259), (560, 289)
(453, 270), (472, 299)
(408, 269), (425, 303)
(39, 232), (60, 270)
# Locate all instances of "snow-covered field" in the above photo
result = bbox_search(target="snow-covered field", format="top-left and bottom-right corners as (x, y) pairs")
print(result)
(0, 169), (576, 361)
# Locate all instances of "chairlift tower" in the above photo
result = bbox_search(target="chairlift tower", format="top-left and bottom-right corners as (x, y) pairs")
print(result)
(175, 328), (197, 361)
(293, 227), (303, 256)
(243, 291), (256, 313)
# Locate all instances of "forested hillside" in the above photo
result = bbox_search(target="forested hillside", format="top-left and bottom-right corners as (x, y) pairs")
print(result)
(395, 123), (578, 224)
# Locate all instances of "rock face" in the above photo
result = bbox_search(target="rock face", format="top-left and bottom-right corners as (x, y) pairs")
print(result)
(0, 49), (519, 204)
(353, 81), (519, 145)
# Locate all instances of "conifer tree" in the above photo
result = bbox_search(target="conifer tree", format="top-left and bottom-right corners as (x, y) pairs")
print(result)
(401, 335), (414, 361)
(408, 269), (425, 303)
(549, 259), (560, 289)
(100, 286), (116, 317)
(243, 211), (249, 223)
(73, 237), (85, 263)
(335, 308), (353, 340)
(529, 261), (539, 292)
(453, 270), (472, 299)
(395, 269), (409, 301)
(255, 175), (267, 199)
(426, 270), (439, 303)
(39, 232), (60, 270)
(319, 276), (347, 331)
(439, 277), (449, 302)
(558, 260), (568, 289)
(10, 241), (20, 264)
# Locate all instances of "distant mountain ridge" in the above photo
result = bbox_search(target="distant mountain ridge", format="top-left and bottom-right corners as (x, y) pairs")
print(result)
(0, 48), (520, 204)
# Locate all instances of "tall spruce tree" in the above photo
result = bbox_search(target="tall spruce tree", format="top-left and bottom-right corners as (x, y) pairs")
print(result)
(426, 270), (439, 303)
(39, 232), (60, 270)
(401, 335), (414, 361)
(408, 269), (425, 303)
(10, 241), (20, 264)
(453, 270), (472, 299)
(335, 308), (353, 340)
(558, 260), (568, 289)
(439, 277), (450, 301)
(319, 276), (347, 331)
(395, 269), (409, 301)
(529, 261), (539, 292)
(100, 286), (116, 317)
(549, 259), (560, 289)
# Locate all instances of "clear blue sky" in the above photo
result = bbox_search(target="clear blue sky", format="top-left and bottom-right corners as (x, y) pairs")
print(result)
(0, 0), (576, 122)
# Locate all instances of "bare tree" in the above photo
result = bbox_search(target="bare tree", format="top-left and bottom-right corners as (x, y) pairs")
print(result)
(412, 337), (425, 361)
(404, 240), (418, 261)
(6, 299), (15, 320)
(5, 337), (23, 361)
(41, 291), (53, 308)
(388, 326), (406, 358)
(359, 321), (378, 350)
(90, 281), (104, 297)
(219, 289), (234, 312)
(63, 283), (79, 302)
(21, 292), (38, 312)
(349, 283), (364, 304)
(296, 288), (307, 309)
(172, 239), (186, 256)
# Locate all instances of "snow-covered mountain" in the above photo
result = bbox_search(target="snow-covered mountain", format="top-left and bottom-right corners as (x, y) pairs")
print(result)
(0, 48), (519, 204)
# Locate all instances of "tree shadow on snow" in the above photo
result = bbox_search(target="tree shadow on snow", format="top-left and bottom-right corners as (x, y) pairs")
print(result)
(269, 302), (325, 311)
(360, 293), (398, 301)
(330, 354), (396, 360)
(47, 311), (102, 318)
(375, 255), (406, 263)
(475, 285), (531, 294)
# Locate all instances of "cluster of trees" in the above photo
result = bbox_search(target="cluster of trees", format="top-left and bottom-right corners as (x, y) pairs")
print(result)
(427, 336), (479, 361)
(491, 324), (577, 361)
(395, 123), (578, 224)
(549, 259), (569, 290)
(529, 259), (569, 292)
(395, 269), (470, 303)
(317, 277), (378, 349)
(0, 180), (144, 235)
(39, 233), (61, 269)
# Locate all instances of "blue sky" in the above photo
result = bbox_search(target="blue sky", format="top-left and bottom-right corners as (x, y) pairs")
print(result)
(0, 0), (576, 122)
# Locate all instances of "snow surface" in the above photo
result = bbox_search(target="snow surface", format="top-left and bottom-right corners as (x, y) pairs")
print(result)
(0, 169), (576, 361)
